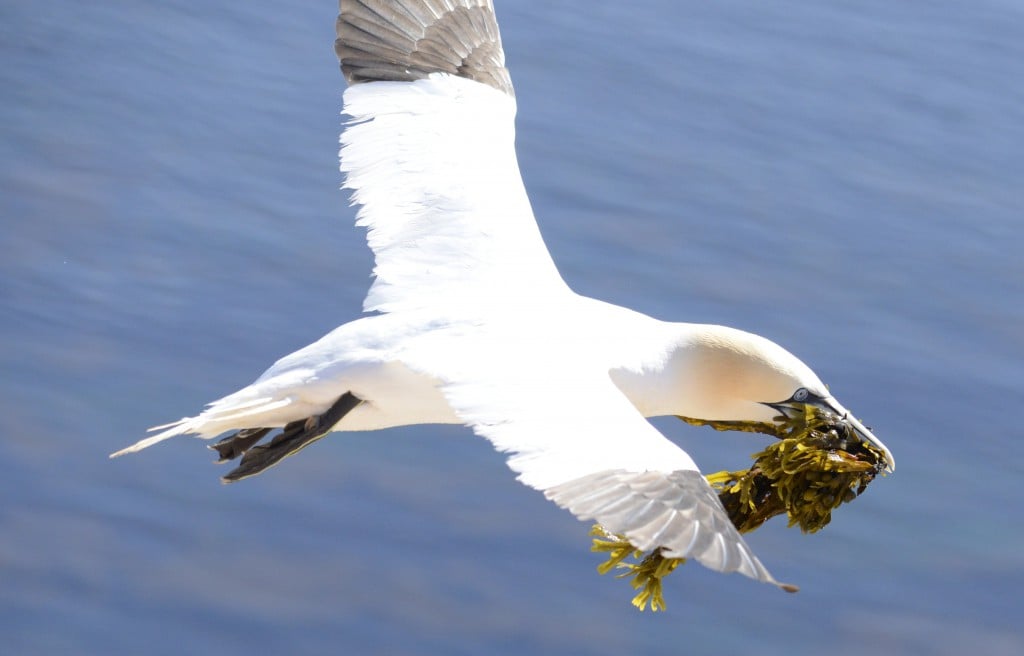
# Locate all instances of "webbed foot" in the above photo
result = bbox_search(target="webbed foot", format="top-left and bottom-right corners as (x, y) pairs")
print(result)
(219, 392), (362, 483)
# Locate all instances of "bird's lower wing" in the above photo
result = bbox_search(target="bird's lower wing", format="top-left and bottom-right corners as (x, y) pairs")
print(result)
(409, 349), (790, 588)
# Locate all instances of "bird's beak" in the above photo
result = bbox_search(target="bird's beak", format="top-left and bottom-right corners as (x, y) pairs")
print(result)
(818, 397), (895, 473)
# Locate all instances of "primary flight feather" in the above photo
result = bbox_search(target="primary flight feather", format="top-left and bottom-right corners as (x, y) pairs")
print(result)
(113, 0), (894, 591)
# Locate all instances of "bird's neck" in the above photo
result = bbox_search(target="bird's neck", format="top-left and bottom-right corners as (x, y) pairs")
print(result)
(604, 319), (707, 419)
(608, 321), (781, 423)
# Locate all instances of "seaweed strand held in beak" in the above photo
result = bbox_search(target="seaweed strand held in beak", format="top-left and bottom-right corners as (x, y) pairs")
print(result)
(698, 404), (886, 533)
(591, 405), (888, 610)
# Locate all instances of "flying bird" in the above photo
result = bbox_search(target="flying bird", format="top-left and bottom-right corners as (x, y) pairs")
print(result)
(113, 0), (894, 591)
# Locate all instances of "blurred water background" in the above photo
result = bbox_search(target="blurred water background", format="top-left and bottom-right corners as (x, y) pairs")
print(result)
(2, 1), (1022, 654)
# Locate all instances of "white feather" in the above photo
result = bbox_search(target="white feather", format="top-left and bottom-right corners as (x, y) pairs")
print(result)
(340, 75), (567, 314)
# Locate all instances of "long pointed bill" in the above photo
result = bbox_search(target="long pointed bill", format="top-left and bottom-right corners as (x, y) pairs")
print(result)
(822, 397), (895, 472)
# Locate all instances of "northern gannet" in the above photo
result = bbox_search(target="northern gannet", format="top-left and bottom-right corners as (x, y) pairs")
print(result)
(113, 0), (894, 591)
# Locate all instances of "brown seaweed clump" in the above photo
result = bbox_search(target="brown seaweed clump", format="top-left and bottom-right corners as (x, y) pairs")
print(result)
(592, 405), (888, 610)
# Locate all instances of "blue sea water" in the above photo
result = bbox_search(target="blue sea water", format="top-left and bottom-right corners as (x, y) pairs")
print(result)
(1, 1), (1022, 654)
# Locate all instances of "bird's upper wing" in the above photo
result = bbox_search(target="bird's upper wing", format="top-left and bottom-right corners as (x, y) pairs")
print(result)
(401, 333), (790, 588)
(336, 0), (568, 314)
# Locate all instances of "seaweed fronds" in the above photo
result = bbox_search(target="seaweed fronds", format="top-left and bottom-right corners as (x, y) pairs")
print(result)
(590, 525), (683, 612)
(703, 405), (887, 533)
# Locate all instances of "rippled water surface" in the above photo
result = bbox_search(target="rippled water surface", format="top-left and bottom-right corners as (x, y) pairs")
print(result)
(2, 1), (1022, 654)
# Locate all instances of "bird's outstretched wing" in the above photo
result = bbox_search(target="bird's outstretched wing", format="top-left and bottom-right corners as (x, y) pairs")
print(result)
(336, 0), (567, 315)
(404, 338), (791, 588)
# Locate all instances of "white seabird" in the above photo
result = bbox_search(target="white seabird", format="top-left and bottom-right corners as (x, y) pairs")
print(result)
(113, 0), (894, 591)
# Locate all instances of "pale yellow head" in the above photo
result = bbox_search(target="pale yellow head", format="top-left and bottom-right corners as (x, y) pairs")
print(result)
(677, 324), (894, 470)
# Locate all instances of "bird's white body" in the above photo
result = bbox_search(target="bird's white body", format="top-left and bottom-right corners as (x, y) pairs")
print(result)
(114, 0), (893, 591)
(141, 293), (812, 458)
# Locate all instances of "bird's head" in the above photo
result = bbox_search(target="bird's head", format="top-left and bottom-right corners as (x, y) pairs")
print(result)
(678, 325), (895, 471)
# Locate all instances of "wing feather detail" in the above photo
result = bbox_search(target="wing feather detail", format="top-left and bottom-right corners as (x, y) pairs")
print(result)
(545, 469), (779, 582)
(336, 0), (513, 95)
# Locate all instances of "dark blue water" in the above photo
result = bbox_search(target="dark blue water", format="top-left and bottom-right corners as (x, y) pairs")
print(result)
(2, 1), (1022, 654)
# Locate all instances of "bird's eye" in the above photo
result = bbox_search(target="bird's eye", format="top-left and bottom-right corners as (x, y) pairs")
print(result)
(792, 388), (809, 402)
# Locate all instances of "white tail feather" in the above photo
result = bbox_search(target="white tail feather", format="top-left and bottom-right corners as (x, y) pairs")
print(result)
(109, 419), (193, 458)
(110, 395), (299, 458)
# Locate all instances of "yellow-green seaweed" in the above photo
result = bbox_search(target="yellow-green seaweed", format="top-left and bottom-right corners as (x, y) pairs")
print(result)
(592, 405), (887, 610)
(590, 525), (683, 612)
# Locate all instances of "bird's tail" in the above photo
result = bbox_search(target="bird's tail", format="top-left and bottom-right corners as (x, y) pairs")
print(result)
(109, 395), (295, 458)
